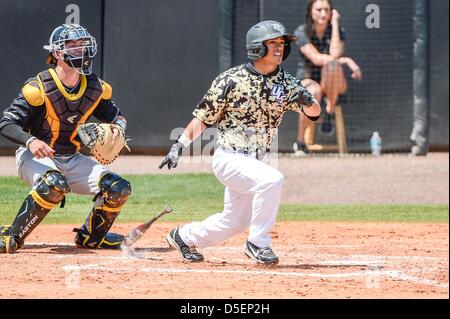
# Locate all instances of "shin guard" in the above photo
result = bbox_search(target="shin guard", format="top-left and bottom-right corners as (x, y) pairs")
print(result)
(74, 173), (131, 249)
(4, 170), (70, 253)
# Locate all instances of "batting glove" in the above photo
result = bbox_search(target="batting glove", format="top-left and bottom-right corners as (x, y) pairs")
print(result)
(298, 87), (316, 107)
(159, 141), (184, 170)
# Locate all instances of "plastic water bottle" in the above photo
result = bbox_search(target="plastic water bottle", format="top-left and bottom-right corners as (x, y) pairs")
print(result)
(370, 132), (382, 156)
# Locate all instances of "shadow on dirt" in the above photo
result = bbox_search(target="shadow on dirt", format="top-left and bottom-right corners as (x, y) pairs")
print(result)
(205, 259), (379, 271)
(21, 244), (95, 254)
(133, 247), (173, 253)
(20, 244), (174, 255)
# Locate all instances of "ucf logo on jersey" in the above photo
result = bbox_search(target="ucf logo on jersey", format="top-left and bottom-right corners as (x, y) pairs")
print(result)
(270, 84), (287, 104)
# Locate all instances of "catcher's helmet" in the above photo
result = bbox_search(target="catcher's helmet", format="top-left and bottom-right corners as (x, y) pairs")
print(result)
(43, 24), (97, 75)
(246, 20), (292, 61)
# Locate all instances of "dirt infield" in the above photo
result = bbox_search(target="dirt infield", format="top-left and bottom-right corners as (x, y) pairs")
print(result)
(0, 222), (447, 298)
(0, 153), (448, 298)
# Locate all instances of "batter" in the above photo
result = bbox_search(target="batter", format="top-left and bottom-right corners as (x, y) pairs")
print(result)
(160, 21), (321, 265)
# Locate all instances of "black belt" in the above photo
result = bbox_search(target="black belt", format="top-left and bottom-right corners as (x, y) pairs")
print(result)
(219, 146), (270, 159)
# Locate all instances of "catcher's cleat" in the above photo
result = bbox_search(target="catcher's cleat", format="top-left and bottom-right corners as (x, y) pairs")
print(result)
(99, 232), (124, 249)
(0, 235), (20, 254)
(166, 227), (204, 262)
(74, 228), (124, 250)
(244, 240), (279, 265)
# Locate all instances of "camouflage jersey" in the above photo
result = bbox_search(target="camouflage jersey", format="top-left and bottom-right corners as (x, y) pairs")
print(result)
(193, 62), (312, 153)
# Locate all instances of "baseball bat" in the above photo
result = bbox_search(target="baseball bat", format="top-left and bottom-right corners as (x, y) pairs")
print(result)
(121, 205), (173, 247)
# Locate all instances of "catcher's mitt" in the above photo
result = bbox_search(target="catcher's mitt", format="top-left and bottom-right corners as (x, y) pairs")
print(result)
(77, 123), (130, 165)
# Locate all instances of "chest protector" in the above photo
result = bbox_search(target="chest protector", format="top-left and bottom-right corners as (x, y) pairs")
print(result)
(35, 69), (104, 154)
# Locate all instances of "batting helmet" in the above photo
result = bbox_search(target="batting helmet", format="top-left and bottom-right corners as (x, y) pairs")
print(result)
(246, 20), (292, 61)
(43, 24), (97, 75)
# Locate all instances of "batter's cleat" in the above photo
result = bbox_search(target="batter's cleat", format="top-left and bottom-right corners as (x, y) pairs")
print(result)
(244, 240), (279, 265)
(0, 235), (20, 254)
(166, 227), (204, 262)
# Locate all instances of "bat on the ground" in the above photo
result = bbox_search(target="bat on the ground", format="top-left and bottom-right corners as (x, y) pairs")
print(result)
(121, 205), (173, 247)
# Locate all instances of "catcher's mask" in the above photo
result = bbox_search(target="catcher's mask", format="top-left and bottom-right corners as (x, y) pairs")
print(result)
(43, 24), (97, 75)
(246, 20), (292, 61)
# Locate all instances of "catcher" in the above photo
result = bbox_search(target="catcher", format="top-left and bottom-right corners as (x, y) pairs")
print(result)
(0, 24), (131, 254)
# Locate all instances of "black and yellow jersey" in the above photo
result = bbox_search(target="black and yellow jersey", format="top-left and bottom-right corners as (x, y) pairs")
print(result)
(0, 68), (124, 155)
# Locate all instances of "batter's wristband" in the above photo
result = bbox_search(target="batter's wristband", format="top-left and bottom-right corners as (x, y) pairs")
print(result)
(177, 134), (192, 148)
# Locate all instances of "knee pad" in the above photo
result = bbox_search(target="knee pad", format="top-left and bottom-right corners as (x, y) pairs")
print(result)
(33, 170), (71, 208)
(97, 173), (132, 209)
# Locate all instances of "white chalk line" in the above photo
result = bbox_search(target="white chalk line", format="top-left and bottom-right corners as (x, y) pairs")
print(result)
(46, 248), (447, 264)
(26, 242), (361, 249)
(41, 242), (447, 271)
(57, 256), (449, 290)
(55, 253), (449, 288)
(346, 254), (447, 262)
(26, 242), (449, 261)
(138, 267), (447, 289)
(24, 242), (449, 289)
(60, 263), (448, 290)
(27, 242), (392, 250)
(386, 271), (449, 289)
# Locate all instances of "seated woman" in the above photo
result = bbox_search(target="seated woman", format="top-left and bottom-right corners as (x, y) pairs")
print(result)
(293, 0), (362, 155)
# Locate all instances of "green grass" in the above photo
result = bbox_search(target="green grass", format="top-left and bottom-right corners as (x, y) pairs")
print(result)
(279, 204), (448, 223)
(0, 175), (448, 224)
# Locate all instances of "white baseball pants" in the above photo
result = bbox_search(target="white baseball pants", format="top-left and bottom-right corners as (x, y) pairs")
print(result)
(16, 146), (109, 195)
(179, 147), (284, 248)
